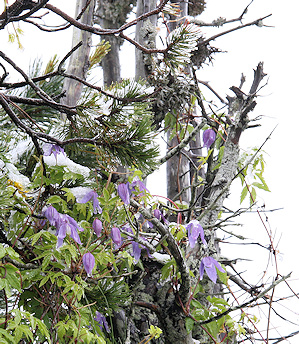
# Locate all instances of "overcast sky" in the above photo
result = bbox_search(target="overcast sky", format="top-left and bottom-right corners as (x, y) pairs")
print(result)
(0, 0), (298, 342)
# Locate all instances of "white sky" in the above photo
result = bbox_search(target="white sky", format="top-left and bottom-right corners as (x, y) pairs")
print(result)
(0, 0), (298, 342)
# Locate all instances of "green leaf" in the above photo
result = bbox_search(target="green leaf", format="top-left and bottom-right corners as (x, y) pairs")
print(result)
(102, 210), (110, 223)
(103, 188), (110, 202)
(252, 181), (270, 192)
(39, 274), (50, 287)
(250, 187), (256, 205)
(47, 195), (64, 204)
(185, 317), (194, 334)
(0, 328), (14, 342)
(240, 185), (248, 204)
(62, 187), (76, 202)
(0, 245), (5, 259)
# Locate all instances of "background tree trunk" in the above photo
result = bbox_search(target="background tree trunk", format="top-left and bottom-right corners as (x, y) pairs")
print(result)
(166, 0), (191, 205)
(94, 0), (121, 86)
(62, 0), (95, 107)
(135, 0), (157, 80)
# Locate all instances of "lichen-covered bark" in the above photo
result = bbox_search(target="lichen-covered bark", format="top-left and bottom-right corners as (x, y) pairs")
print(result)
(135, 0), (157, 79)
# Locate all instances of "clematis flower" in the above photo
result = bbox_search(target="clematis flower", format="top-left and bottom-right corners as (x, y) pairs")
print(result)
(56, 214), (83, 248)
(186, 220), (207, 248)
(153, 209), (161, 220)
(122, 225), (151, 263)
(111, 227), (122, 249)
(94, 311), (110, 332)
(44, 206), (84, 248)
(200, 256), (225, 283)
(117, 183), (130, 205)
(203, 128), (216, 148)
(129, 179), (149, 197)
(44, 205), (60, 227)
(43, 144), (65, 158)
(92, 218), (102, 237)
(83, 252), (95, 277)
(131, 241), (141, 263)
(77, 189), (102, 214)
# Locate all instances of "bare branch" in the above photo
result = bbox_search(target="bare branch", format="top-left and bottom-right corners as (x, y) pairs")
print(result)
(198, 273), (292, 326)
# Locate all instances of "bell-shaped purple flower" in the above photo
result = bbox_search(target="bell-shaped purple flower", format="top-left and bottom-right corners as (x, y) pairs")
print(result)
(44, 205), (60, 227)
(83, 252), (95, 277)
(57, 214), (83, 248)
(186, 220), (207, 248)
(43, 144), (65, 158)
(93, 218), (102, 237)
(132, 241), (141, 263)
(203, 128), (216, 148)
(44, 206), (84, 248)
(200, 256), (225, 283)
(77, 189), (102, 215)
(95, 311), (110, 332)
(117, 183), (130, 205)
(129, 179), (149, 197)
(153, 209), (161, 220)
(111, 227), (122, 249)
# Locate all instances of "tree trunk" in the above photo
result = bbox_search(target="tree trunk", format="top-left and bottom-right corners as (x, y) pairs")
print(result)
(166, 0), (190, 206)
(94, 0), (121, 86)
(62, 0), (95, 107)
(135, 0), (157, 80)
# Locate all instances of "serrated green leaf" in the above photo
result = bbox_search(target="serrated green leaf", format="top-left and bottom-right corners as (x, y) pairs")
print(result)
(5, 265), (21, 292)
(250, 187), (256, 205)
(103, 188), (110, 202)
(62, 187), (76, 202)
(240, 185), (248, 204)
(102, 210), (110, 222)
(47, 195), (63, 204)
(0, 328), (14, 342)
(30, 231), (44, 246)
(0, 245), (5, 259)
(39, 274), (50, 287)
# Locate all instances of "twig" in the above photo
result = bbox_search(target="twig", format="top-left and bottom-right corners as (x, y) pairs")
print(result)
(202, 14), (272, 45)
(198, 273), (291, 325)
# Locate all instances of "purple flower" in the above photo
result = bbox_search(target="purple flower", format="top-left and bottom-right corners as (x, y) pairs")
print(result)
(130, 179), (149, 196)
(153, 208), (168, 225)
(95, 311), (110, 332)
(203, 129), (216, 148)
(153, 209), (161, 220)
(56, 214), (83, 248)
(83, 252), (95, 277)
(131, 241), (141, 263)
(117, 183), (130, 205)
(93, 218), (102, 237)
(43, 144), (65, 158)
(77, 189), (102, 214)
(200, 256), (225, 283)
(44, 206), (84, 248)
(111, 227), (122, 249)
(186, 220), (207, 248)
(44, 205), (60, 226)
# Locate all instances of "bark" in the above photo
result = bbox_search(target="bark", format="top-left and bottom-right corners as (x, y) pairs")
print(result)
(166, 0), (190, 206)
(135, 0), (157, 80)
(94, 1), (121, 85)
(62, 0), (95, 107)
(94, 0), (134, 85)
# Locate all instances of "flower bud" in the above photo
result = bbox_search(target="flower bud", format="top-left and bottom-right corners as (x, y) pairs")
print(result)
(203, 128), (216, 148)
(92, 218), (102, 237)
(83, 252), (95, 277)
